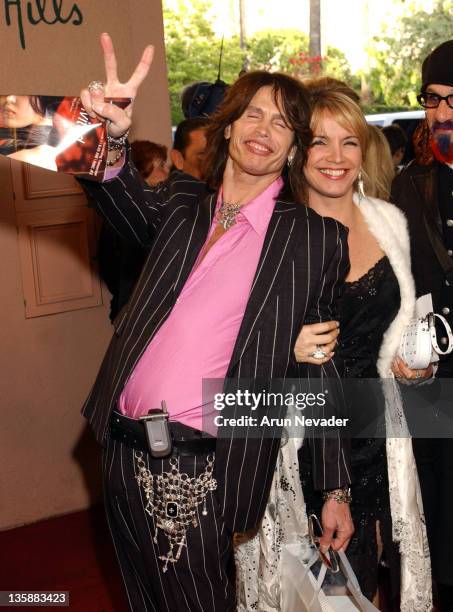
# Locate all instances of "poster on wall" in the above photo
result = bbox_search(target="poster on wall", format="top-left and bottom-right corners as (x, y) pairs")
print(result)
(0, 94), (130, 179)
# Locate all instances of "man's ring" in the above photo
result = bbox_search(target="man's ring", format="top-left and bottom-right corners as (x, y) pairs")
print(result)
(415, 370), (421, 379)
(88, 80), (105, 94)
(311, 345), (327, 359)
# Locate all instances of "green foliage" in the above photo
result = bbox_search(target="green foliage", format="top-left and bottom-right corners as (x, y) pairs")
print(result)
(246, 29), (308, 73)
(323, 46), (358, 87)
(163, 0), (245, 125)
(163, 1), (355, 125)
(368, 4), (453, 108)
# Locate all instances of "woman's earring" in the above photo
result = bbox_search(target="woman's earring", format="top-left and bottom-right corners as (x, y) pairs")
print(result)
(287, 153), (294, 167)
(357, 170), (366, 199)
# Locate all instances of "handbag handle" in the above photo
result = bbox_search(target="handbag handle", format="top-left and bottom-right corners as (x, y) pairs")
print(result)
(308, 514), (340, 573)
(306, 515), (379, 610)
(429, 313), (453, 355)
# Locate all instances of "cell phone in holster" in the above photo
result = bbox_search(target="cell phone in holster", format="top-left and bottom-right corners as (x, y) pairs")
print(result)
(139, 401), (172, 458)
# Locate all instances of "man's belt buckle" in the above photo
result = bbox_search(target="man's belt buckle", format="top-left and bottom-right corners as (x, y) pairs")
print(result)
(139, 400), (172, 458)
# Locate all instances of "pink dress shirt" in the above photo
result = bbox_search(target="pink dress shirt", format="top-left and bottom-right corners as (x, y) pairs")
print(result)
(119, 177), (283, 431)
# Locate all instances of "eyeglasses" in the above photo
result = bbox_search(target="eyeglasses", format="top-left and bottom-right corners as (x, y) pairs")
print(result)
(417, 92), (453, 110)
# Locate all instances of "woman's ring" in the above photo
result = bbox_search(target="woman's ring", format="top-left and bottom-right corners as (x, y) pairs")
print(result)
(311, 345), (327, 359)
(415, 370), (421, 379)
(88, 80), (105, 94)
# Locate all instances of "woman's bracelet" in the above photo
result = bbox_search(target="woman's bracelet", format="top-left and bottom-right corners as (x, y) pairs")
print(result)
(322, 486), (352, 504)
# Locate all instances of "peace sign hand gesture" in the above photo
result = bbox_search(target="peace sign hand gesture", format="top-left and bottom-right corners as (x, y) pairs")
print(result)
(80, 32), (154, 137)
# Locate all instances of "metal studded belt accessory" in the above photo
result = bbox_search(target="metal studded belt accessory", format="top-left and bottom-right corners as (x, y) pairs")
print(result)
(134, 451), (217, 572)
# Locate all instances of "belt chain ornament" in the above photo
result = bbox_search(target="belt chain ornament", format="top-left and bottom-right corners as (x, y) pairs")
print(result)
(134, 451), (217, 572)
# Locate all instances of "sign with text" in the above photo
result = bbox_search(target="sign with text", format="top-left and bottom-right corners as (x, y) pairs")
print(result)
(0, 0), (171, 143)
(0, 0), (168, 94)
(4, 1), (84, 51)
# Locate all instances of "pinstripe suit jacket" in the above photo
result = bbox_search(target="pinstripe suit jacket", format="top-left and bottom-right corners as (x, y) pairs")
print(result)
(81, 164), (351, 532)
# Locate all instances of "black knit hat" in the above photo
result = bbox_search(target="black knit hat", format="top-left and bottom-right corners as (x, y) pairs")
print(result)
(422, 40), (453, 90)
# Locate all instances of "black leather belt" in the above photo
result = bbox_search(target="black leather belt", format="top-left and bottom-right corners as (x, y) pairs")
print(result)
(109, 410), (216, 456)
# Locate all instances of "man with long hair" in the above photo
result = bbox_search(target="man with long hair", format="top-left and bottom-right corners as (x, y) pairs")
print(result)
(78, 34), (353, 611)
(392, 40), (453, 612)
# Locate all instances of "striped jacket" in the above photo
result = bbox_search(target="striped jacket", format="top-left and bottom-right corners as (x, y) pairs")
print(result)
(81, 165), (351, 532)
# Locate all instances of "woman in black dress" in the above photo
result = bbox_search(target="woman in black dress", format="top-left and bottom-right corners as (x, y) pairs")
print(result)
(294, 85), (433, 611)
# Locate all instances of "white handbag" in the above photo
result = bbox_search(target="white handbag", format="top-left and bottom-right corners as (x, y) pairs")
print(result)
(281, 541), (379, 612)
(398, 312), (453, 369)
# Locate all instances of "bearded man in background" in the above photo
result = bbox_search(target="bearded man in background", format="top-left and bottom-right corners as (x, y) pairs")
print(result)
(392, 39), (453, 612)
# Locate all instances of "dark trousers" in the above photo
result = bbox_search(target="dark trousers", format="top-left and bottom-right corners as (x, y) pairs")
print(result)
(102, 435), (236, 612)
(412, 438), (453, 589)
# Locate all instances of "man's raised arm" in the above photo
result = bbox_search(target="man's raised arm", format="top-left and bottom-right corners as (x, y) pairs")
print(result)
(78, 34), (168, 247)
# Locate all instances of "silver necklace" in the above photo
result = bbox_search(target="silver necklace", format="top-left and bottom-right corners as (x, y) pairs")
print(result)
(216, 200), (243, 230)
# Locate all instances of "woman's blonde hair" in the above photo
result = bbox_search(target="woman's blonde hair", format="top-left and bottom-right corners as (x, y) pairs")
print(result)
(365, 125), (394, 200)
(305, 80), (394, 200)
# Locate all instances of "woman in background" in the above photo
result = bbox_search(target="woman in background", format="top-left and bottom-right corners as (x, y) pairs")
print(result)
(366, 124), (395, 197)
(131, 139), (169, 185)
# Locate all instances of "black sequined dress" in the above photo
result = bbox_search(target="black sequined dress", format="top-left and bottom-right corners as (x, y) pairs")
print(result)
(300, 256), (401, 603)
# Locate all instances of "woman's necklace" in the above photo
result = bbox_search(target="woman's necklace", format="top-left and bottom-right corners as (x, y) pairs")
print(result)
(216, 200), (243, 230)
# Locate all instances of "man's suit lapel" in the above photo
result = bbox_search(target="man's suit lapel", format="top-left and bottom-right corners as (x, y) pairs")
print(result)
(228, 200), (302, 371)
(173, 190), (218, 295)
